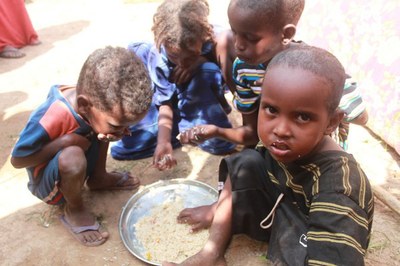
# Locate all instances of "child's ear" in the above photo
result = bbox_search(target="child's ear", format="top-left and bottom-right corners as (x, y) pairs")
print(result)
(76, 95), (92, 114)
(281, 24), (296, 45)
(324, 109), (345, 135)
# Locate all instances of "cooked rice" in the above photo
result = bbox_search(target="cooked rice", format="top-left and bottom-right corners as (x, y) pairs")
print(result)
(134, 197), (209, 263)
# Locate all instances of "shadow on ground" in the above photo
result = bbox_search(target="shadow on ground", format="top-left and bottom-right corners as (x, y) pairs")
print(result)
(0, 20), (90, 74)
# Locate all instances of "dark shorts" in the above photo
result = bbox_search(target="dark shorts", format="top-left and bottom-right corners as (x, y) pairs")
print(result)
(218, 148), (282, 241)
(218, 148), (309, 264)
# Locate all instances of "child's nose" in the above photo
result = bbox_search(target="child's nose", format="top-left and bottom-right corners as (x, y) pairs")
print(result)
(273, 119), (291, 138)
(234, 36), (246, 51)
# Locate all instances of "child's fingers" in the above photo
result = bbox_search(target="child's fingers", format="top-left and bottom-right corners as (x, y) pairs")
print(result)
(176, 71), (191, 84)
(97, 133), (121, 142)
(254, 78), (264, 86)
(177, 130), (197, 145)
(177, 210), (190, 222)
(164, 154), (177, 168)
(189, 223), (204, 233)
(177, 216), (189, 224)
(155, 154), (176, 170)
(191, 126), (206, 143)
(177, 126), (207, 146)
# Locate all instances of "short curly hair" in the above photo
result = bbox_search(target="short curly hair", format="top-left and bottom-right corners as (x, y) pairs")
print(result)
(268, 45), (345, 114)
(229, 0), (305, 33)
(152, 0), (214, 51)
(76, 46), (152, 118)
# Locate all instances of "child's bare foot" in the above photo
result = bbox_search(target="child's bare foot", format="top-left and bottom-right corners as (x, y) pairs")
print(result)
(177, 203), (217, 232)
(60, 207), (109, 246)
(162, 249), (227, 266)
(86, 171), (140, 191)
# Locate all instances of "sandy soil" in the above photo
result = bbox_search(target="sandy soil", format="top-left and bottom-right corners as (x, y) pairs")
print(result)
(0, 0), (399, 265)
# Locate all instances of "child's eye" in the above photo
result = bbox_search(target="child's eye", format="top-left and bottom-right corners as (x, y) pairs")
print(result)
(297, 113), (310, 122)
(265, 105), (277, 115)
(245, 35), (260, 43)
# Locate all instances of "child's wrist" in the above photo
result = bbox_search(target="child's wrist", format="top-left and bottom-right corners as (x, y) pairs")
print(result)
(214, 126), (222, 138)
(156, 139), (171, 146)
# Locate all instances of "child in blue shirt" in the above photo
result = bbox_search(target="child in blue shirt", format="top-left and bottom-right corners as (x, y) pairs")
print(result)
(11, 46), (153, 246)
(110, 0), (236, 170)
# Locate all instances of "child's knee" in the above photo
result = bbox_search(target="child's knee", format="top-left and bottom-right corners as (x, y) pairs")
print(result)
(227, 149), (266, 177)
(58, 146), (87, 176)
(239, 149), (265, 166)
(187, 62), (222, 92)
(198, 61), (220, 73)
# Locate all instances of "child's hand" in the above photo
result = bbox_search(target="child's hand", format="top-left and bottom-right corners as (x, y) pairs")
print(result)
(170, 56), (207, 85)
(153, 143), (177, 171)
(254, 78), (264, 86)
(62, 133), (91, 151)
(97, 133), (119, 142)
(177, 125), (217, 145)
(170, 66), (193, 85)
(97, 128), (131, 142)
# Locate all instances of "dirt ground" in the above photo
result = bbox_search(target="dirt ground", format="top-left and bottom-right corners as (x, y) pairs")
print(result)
(0, 0), (399, 265)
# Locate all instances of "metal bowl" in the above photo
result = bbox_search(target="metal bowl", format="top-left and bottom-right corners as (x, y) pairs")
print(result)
(119, 179), (218, 265)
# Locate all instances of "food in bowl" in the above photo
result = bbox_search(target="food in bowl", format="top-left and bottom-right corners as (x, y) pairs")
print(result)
(134, 196), (209, 263)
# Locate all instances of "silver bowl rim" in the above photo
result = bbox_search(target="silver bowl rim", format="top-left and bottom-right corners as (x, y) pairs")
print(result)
(118, 179), (218, 265)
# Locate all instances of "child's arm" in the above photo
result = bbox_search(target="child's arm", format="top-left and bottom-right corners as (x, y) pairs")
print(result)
(307, 158), (374, 265)
(11, 133), (90, 169)
(215, 29), (236, 94)
(153, 104), (177, 170)
(307, 192), (372, 264)
(90, 139), (112, 179)
(347, 109), (368, 125)
(178, 111), (259, 146)
(340, 77), (369, 126)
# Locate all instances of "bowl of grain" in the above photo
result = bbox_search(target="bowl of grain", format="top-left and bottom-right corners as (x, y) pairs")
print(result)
(119, 179), (218, 265)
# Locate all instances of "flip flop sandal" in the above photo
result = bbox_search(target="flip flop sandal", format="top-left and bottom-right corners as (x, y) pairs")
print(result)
(59, 215), (107, 247)
(0, 46), (25, 59)
(107, 171), (140, 190)
(89, 171), (140, 191)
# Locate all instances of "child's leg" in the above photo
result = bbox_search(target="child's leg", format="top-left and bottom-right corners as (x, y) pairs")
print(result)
(177, 148), (279, 236)
(165, 149), (280, 265)
(58, 146), (109, 245)
(224, 149), (281, 240)
(86, 141), (140, 190)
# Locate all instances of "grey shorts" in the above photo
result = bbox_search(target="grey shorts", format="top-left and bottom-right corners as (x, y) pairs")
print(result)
(27, 140), (99, 205)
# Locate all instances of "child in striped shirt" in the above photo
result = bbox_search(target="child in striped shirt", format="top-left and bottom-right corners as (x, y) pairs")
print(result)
(165, 45), (374, 266)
